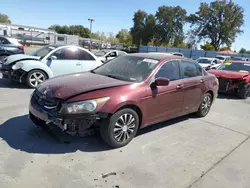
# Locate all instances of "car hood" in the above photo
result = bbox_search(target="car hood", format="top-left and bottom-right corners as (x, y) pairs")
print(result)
(208, 69), (249, 79)
(4, 54), (40, 65)
(37, 72), (131, 99)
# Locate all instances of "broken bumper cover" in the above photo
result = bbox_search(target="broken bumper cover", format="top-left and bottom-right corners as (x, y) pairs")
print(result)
(29, 101), (104, 135)
(0, 67), (26, 83)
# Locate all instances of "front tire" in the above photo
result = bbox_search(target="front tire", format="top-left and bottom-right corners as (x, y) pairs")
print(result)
(196, 93), (212, 117)
(26, 70), (47, 88)
(100, 108), (139, 148)
(238, 84), (250, 99)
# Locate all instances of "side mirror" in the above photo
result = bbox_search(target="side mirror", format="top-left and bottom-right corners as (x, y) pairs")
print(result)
(48, 56), (57, 61)
(211, 67), (216, 70)
(154, 77), (170, 86)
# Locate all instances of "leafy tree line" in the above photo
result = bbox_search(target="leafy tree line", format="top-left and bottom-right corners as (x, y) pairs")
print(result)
(0, 0), (247, 52)
(130, 0), (244, 51)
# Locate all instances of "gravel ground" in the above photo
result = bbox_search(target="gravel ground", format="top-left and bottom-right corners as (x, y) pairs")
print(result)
(0, 75), (250, 188)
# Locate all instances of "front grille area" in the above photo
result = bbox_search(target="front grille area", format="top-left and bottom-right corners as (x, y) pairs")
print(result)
(218, 78), (230, 92)
(32, 90), (61, 111)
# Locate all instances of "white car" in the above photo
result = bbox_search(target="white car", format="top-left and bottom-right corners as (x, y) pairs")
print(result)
(93, 50), (127, 63)
(215, 55), (231, 63)
(197, 57), (223, 70)
(0, 45), (103, 88)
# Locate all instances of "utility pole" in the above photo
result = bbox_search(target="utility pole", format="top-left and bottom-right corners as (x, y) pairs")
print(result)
(88, 18), (95, 51)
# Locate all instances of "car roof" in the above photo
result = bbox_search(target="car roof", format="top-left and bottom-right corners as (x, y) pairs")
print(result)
(127, 53), (183, 61)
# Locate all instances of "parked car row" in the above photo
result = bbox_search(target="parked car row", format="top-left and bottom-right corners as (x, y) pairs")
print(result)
(1, 45), (249, 148)
(0, 36), (24, 63)
(0, 44), (103, 88)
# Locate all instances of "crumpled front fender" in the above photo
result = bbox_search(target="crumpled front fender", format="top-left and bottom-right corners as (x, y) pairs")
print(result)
(19, 60), (53, 78)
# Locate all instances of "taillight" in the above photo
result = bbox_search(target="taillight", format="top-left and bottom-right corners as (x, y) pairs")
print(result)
(18, 45), (24, 51)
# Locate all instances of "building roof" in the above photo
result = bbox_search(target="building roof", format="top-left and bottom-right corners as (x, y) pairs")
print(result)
(0, 22), (54, 32)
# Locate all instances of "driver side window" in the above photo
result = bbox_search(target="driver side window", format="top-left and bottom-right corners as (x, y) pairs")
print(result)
(155, 60), (181, 81)
(50, 48), (78, 60)
(108, 51), (117, 58)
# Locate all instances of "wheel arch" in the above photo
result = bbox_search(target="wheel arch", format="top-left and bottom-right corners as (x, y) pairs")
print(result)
(115, 104), (143, 128)
(206, 90), (214, 102)
(20, 60), (53, 78)
(26, 68), (49, 79)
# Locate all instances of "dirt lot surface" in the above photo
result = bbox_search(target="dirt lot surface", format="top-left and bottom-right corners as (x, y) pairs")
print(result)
(0, 76), (250, 188)
(24, 46), (40, 54)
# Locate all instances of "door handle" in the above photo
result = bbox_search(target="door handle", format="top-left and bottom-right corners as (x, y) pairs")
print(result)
(200, 79), (204, 83)
(76, 63), (81, 66)
(176, 84), (184, 89)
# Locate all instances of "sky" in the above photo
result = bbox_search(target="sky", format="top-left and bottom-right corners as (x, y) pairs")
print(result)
(1, 0), (250, 51)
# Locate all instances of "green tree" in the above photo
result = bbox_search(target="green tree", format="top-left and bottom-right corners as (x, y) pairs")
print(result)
(188, 1), (244, 51)
(142, 14), (156, 45)
(92, 31), (106, 41)
(200, 42), (215, 51)
(219, 46), (231, 51)
(130, 10), (148, 46)
(0, 13), (11, 23)
(155, 6), (187, 46)
(239, 48), (247, 54)
(49, 25), (90, 38)
(116, 29), (132, 46)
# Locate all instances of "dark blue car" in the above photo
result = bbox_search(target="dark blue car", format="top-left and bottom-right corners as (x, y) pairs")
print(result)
(0, 36), (24, 63)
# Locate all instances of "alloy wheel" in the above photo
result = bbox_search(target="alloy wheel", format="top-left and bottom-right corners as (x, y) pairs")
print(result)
(113, 113), (136, 142)
(29, 72), (45, 87)
(201, 95), (212, 115)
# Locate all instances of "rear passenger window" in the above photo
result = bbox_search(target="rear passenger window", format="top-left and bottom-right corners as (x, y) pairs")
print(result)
(78, 49), (95, 60)
(196, 64), (203, 76)
(155, 60), (180, 81)
(180, 60), (198, 78)
(0, 37), (10, 44)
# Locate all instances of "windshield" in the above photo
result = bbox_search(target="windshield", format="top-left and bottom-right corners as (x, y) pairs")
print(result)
(94, 51), (107, 57)
(217, 62), (250, 73)
(93, 56), (159, 82)
(197, 58), (212, 64)
(216, 56), (225, 60)
(31, 45), (57, 58)
(8, 38), (21, 45)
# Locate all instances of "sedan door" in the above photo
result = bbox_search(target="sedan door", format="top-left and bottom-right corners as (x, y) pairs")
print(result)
(46, 47), (82, 77)
(179, 60), (205, 113)
(142, 60), (184, 126)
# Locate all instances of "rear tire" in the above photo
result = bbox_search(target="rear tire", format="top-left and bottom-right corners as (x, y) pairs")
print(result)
(26, 70), (47, 88)
(100, 108), (139, 148)
(196, 93), (212, 117)
(238, 83), (250, 99)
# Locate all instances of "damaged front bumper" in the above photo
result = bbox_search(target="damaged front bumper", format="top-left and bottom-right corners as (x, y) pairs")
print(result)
(0, 66), (26, 83)
(218, 77), (247, 93)
(29, 95), (108, 136)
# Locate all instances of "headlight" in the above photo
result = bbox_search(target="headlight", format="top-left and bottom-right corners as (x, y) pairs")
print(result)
(60, 97), (110, 114)
(12, 62), (23, 70)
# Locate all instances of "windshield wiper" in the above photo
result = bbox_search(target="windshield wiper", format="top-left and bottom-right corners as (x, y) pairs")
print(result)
(106, 74), (121, 79)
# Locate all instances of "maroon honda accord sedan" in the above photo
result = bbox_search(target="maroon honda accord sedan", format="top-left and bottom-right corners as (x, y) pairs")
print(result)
(29, 53), (219, 148)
